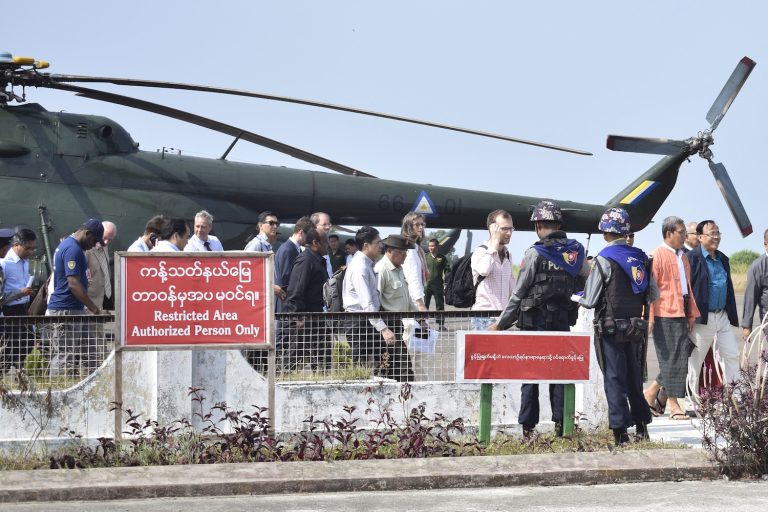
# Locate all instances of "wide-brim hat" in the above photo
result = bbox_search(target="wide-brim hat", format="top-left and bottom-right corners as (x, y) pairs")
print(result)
(381, 234), (414, 250)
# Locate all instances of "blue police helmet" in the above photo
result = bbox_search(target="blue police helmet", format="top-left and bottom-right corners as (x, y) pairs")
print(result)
(598, 207), (631, 234)
(530, 200), (563, 222)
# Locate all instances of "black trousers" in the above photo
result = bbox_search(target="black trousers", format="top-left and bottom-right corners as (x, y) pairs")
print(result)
(600, 333), (652, 429)
(518, 310), (568, 428)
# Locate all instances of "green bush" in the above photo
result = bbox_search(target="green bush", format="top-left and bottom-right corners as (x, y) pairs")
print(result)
(730, 250), (759, 273)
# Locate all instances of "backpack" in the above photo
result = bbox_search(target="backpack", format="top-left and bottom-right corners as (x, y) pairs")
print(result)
(444, 245), (486, 308)
(323, 267), (346, 312)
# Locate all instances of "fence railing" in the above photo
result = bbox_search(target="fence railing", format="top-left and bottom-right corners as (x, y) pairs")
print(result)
(0, 315), (115, 390)
(1, 310), (502, 390)
(248, 310), (501, 383)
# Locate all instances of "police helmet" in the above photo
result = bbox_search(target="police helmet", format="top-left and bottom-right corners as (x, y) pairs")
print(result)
(530, 200), (563, 222)
(598, 207), (631, 234)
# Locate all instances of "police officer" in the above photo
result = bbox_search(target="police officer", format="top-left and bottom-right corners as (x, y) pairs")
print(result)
(579, 207), (657, 444)
(490, 200), (587, 437)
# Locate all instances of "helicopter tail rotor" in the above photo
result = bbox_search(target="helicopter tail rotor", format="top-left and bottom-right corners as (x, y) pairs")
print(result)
(605, 56), (755, 237)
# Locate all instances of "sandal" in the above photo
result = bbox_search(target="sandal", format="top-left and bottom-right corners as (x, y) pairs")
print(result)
(669, 412), (689, 420)
(646, 400), (661, 417)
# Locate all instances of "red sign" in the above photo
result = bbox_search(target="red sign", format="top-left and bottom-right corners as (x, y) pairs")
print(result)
(118, 253), (271, 346)
(456, 331), (591, 383)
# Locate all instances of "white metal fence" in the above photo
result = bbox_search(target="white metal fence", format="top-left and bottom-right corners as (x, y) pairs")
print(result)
(1, 310), (502, 389)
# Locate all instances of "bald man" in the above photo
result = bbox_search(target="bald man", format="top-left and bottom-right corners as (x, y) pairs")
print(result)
(86, 221), (117, 310)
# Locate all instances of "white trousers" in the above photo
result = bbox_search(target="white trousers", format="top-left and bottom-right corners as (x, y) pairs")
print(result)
(687, 310), (740, 402)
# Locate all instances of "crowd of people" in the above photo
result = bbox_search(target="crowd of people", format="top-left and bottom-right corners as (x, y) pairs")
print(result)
(2, 204), (768, 445)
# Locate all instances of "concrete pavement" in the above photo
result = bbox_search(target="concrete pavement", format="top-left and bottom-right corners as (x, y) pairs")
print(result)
(0, 446), (716, 503)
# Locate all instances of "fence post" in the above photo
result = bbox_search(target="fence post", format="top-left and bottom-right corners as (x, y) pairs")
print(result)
(479, 383), (492, 445)
(563, 383), (575, 436)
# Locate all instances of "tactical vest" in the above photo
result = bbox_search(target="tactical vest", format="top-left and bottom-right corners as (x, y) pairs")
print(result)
(598, 259), (646, 320)
(519, 254), (578, 329)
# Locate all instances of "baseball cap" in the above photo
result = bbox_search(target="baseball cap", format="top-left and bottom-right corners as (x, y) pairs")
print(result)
(82, 218), (105, 245)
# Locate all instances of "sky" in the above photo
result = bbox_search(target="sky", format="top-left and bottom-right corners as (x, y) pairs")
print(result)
(5, 1), (767, 259)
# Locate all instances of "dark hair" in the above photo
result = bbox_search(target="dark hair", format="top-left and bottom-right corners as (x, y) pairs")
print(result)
(428, 238), (439, 245)
(12, 228), (37, 246)
(304, 227), (321, 247)
(536, 220), (561, 230)
(144, 215), (167, 236)
(486, 209), (512, 229)
(345, 238), (356, 247)
(159, 218), (188, 241)
(696, 220), (716, 235)
(293, 216), (313, 235)
(355, 226), (379, 249)
(328, 234), (339, 241)
(258, 211), (277, 225)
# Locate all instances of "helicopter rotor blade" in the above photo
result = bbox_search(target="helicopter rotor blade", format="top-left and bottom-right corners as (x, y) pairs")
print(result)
(706, 57), (756, 132)
(606, 135), (690, 156)
(707, 159), (753, 237)
(48, 82), (377, 178)
(47, 74), (592, 156)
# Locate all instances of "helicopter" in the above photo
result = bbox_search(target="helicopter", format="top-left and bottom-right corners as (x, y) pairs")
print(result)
(0, 52), (755, 269)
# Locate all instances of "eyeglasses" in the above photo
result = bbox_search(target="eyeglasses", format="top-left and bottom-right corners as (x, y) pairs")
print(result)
(499, 227), (514, 232)
(673, 229), (686, 235)
(266, 220), (280, 227)
(701, 232), (722, 239)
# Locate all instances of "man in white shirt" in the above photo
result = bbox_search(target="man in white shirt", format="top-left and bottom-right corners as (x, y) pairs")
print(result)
(470, 210), (516, 329)
(342, 226), (391, 365)
(184, 210), (223, 252)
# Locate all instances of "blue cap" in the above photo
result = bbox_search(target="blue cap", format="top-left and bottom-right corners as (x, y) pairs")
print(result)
(530, 200), (563, 222)
(0, 227), (14, 239)
(598, 207), (631, 234)
(81, 218), (105, 245)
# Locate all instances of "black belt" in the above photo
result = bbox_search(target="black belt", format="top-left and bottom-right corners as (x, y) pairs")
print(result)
(710, 308), (724, 314)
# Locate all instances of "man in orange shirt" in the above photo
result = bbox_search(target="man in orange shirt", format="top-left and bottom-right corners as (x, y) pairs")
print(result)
(643, 216), (700, 420)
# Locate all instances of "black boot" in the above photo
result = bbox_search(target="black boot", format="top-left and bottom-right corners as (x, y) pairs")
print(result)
(635, 422), (650, 441)
(522, 424), (536, 440)
(554, 421), (564, 437)
(612, 428), (629, 446)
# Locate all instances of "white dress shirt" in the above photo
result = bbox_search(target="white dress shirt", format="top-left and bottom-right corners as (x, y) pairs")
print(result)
(184, 234), (223, 252)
